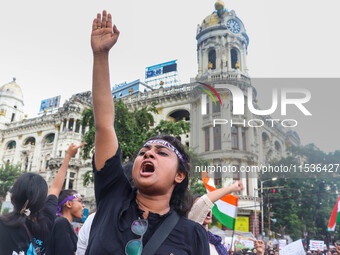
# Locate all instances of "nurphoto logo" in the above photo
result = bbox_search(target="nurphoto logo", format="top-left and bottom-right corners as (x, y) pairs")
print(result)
(200, 82), (312, 128)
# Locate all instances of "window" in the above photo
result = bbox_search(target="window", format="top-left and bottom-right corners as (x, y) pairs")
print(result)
(206, 101), (210, 114)
(69, 119), (74, 131)
(262, 132), (269, 147)
(212, 102), (220, 113)
(242, 128), (246, 151)
(232, 126), (238, 149)
(231, 48), (239, 69)
(44, 133), (55, 144)
(214, 171), (222, 187)
(275, 141), (281, 152)
(75, 120), (80, 133)
(214, 125), (221, 150)
(68, 172), (76, 189)
(24, 137), (36, 146)
(7, 141), (16, 150)
(233, 166), (240, 180)
(11, 113), (15, 122)
(204, 127), (210, 151)
(208, 49), (216, 70)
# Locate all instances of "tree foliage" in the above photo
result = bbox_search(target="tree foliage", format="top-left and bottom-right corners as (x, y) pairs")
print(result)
(0, 163), (21, 202)
(261, 144), (340, 241)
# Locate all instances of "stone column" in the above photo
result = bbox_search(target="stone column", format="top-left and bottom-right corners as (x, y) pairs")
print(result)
(65, 119), (70, 132)
(227, 45), (232, 71)
(72, 120), (76, 132)
(60, 120), (65, 132)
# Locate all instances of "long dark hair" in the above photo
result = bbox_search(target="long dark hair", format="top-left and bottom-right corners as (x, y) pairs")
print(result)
(57, 189), (77, 215)
(145, 135), (192, 216)
(0, 172), (48, 233)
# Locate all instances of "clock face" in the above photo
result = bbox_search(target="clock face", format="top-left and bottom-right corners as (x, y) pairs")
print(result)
(227, 19), (241, 34)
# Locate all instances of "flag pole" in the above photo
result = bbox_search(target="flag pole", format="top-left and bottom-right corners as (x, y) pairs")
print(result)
(230, 228), (236, 252)
(230, 203), (238, 252)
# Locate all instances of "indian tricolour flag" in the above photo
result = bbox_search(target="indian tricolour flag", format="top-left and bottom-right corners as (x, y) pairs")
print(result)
(203, 176), (238, 230)
(328, 196), (340, 231)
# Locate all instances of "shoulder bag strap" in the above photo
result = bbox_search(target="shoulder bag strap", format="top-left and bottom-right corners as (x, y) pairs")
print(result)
(142, 211), (180, 255)
(23, 224), (42, 255)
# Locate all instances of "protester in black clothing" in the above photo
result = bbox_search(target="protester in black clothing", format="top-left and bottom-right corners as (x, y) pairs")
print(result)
(85, 10), (209, 255)
(47, 189), (85, 255)
(0, 143), (85, 255)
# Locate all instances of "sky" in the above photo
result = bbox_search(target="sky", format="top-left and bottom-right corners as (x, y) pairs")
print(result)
(1, 0), (340, 152)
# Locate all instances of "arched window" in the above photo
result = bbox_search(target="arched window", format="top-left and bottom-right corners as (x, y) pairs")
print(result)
(168, 110), (190, 122)
(44, 133), (55, 144)
(24, 137), (36, 146)
(275, 141), (282, 152)
(7, 140), (16, 150)
(208, 49), (216, 70)
(231, 48), (239, 69)
(262, 132), (269, 147)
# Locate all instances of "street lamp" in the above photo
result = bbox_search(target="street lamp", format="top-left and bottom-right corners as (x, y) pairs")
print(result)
(260, 177), (277, 238)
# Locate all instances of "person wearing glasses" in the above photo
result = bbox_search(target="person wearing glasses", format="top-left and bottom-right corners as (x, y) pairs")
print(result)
(85, 10), (209, 255)
(47, 189), (85, 255)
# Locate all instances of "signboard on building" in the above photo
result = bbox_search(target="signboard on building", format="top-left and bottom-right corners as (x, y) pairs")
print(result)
(145, 60), (177, 79)
(39, 96), (61, 112)
(235, 216), (249, 232)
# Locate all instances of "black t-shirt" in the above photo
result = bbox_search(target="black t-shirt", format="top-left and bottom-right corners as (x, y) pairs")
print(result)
(46, 217), (77, 255)
(85, 146), (209, 255)
(0, 194), (58, 255)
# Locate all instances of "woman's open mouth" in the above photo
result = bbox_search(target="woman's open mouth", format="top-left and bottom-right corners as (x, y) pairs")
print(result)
(140, 161), (155, 177)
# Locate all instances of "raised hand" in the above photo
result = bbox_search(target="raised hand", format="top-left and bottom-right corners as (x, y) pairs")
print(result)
(65, 142), (86, 158)
(91, 10), (120, 55)
(250, 239), (265, 255)
(231, 180), (244, 193)
(335, 243), (340, 253)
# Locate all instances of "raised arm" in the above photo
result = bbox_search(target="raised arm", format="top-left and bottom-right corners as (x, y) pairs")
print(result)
(48, 143), (86, 196)
(91, 10), (120, 170)
(188, 181), (244, 224)
(250, 239), (265, 255)
(335, 243), (340, 253)
(206, 181), (244, 203)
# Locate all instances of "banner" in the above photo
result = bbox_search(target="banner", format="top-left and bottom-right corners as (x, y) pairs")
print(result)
(309, 240), (325, 251)
(279, 240), (305, 255)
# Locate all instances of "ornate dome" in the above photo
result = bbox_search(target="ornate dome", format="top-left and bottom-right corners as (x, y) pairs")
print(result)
(0, 78), (23, 101)
(200, 1), (229, 30)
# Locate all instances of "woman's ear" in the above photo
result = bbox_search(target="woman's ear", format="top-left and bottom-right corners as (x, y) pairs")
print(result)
(65, 200), (72, 209)
(174, 171), (186, 184)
